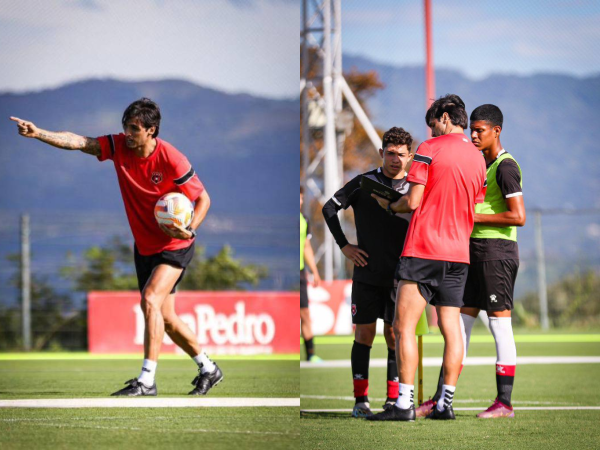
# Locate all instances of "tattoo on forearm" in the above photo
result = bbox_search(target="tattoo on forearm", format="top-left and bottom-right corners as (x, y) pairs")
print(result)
(80, 137), (101, 156)
(37, 131), (100, 156)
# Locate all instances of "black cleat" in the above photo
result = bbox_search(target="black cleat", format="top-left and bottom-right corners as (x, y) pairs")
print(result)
(426, 405), (456, 420)
(111, 378), (157, 396)
(382, 398), (398, 411)
(189, 364), (224, 395)
(366, 404), (416, 422)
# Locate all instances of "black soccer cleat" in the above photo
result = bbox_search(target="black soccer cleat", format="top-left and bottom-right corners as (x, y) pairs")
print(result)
(382, 398), (398, 411)
(189, 364), (224, 395)
(366, 404), (416, 422)
(426, 405), (456, 420)
(111, 378), (157, 396)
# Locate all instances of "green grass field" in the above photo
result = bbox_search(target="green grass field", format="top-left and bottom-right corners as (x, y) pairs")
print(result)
(0, 357), (299, 449)
(301, 331), (600, 449)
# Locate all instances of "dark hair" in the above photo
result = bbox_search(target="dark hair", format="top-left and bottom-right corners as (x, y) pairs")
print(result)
(470, 104), (503, 129)
(122, 98), (161, 138)
(300, 186), (304, 194)
(425, 94), (468, 129)
(382, 127), (413, 151)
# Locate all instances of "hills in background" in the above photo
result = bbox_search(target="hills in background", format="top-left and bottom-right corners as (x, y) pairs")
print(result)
(0, 79), (299, 300)
(341, 55), (600, 295)
(344, 54), (600, 210)
(1, 63), (599, 302)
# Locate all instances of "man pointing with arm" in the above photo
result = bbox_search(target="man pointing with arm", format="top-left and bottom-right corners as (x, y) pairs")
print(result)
(10, 98), (223, 397)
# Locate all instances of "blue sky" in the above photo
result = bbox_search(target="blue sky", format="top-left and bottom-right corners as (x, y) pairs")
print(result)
(342, 0), (600, 79)
(0, 0), (298, 98)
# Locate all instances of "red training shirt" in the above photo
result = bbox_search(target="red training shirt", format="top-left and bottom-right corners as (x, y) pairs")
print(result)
(402, 133), (487, 264)
(97, 134), (205, 255)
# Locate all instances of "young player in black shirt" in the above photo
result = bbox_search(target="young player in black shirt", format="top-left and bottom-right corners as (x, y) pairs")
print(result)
(322, 127), (414, 417)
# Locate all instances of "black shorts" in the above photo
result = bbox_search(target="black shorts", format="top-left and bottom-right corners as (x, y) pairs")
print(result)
(463, 259), (519, 312)
(351, 281), (396, 325)
(134, 243), (195, 294)
(396, 257), (468, 307)
(300, 269), (309, 309)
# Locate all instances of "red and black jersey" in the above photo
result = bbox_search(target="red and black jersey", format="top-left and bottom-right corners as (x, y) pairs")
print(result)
(97, 134), (204, 255)
(402, 133), (487, 264)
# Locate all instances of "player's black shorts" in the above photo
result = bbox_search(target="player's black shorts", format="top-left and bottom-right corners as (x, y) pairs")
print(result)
(134, 243), (195, 294)
(351, 281), (396, 325)
(300, 269), (309, 309)
(463, 259), (519, 312)
(396, 257), (468, 307)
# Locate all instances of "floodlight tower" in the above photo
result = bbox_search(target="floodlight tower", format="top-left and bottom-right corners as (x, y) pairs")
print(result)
(301, 0), (382, 280)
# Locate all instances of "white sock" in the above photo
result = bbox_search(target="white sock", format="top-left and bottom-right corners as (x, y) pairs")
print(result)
(193, 352), (216, 374)
(395, 383), (414, 409)
(437, 384), (456, 412)
(489, 317), (517, 366)
(461, 313), (477, 365)
(138, 359), (157, 386)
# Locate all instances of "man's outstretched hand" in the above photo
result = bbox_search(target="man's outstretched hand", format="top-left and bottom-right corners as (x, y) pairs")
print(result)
(10, 117), (39, 138)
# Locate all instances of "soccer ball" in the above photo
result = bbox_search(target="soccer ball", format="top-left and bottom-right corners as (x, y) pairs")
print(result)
(154, 192), (194, 229)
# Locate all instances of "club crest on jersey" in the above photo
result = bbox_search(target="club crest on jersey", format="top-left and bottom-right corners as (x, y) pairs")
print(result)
(151, 172), (163, 184)
(351, 304), (357, 316)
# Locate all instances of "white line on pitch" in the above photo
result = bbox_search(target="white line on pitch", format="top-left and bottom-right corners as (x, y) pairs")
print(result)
(300, 395), (571, 405)
(301, 406), (600, 412)
(301, 356), (600, 369)
(0, 398), (300, 409)
(8, 422), (298, 436)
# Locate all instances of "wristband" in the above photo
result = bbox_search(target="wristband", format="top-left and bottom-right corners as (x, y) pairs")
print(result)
(186, 225), (197, 239)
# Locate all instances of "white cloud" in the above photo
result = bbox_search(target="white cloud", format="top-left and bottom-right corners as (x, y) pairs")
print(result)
(0, 0), (299, 98)
(340, 1), (600, 79)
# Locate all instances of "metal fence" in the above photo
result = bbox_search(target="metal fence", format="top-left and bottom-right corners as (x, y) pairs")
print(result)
(0, 210), (298, 351)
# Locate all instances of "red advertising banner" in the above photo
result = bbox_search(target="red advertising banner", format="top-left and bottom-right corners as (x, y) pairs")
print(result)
(307, 280), (436, 335)
(307, 280), (354, 335)
(88, 291), (299, 355)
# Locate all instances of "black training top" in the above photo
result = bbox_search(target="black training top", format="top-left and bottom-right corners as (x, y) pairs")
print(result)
(470, 156), (522, 262)
(322, 168), (410, 287)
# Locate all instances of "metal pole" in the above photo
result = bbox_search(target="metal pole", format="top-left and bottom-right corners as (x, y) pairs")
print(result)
(418, 335), (424, 406)
(21, 214), (31, 351)
(339, 78), (382, 150)
(301, 0), (311, 214)
(424, 0), (435, 138)
(534, 211), (549, 330)
(333, 0), (345, 279)
(322, 0), (338, 281)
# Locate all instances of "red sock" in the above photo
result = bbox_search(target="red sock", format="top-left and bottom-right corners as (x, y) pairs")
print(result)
(387, 380), (399, 399)
(353, 379), (369, 399)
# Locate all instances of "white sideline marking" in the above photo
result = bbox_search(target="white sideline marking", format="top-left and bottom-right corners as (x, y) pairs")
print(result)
(300, 356), (600, 369)
(0, 421), (298, 436)
(4, 422), (298, 435)
(301, 407), (600, 413)
(300, 395), (571, 405)
(0, 398), (300, 409)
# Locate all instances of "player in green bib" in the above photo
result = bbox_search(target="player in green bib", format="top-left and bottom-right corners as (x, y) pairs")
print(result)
(417, 104), (526, 419)
(300, 187), (322, 362)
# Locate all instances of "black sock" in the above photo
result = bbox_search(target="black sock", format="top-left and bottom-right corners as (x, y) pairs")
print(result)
(387, 347), (398, 383)
(386, 347), (399, 401)
(351, 340), (371, 403)
(497, 374), (515, 407)
(432, 366), (444, 402)
(304, 338), (314, 361)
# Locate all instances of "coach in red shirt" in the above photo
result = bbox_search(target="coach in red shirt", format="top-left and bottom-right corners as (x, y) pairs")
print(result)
(10, 99), (223, 397)
(368, 94), (487, 421)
